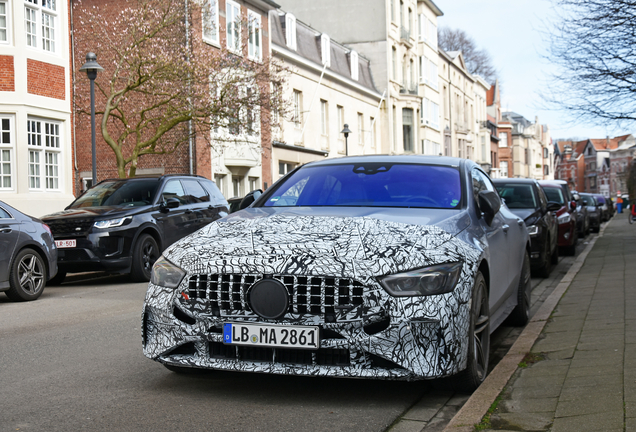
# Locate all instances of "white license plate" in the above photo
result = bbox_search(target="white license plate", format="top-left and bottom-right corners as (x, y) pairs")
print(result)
(223, 323), (319, 350)
(55, 239), (76, 248)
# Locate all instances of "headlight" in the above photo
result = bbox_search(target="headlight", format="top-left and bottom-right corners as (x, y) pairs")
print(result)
(378, 262), (462, 297)
(557, 213), (571, 224)
(94, 216), (132, 229)
(527, 225), (540, 236)
(150, 255), (186, 288)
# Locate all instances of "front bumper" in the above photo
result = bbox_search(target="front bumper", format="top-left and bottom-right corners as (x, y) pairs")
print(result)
(142, 273), (474, 381)
(54, 230), (136, 273)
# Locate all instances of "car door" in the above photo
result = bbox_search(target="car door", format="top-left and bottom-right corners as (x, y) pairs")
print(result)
(182, 179), (217, 230)
(472, 169), (511, 309)
(536, 184), (557, 253)
(154, 179), (197, 248)
(0, 204), (21, 288)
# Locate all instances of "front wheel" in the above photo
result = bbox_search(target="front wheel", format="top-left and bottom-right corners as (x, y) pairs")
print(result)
(6, 248), (47, 301)
(451, 272), (490, 392)
(130, 234), (159, 282)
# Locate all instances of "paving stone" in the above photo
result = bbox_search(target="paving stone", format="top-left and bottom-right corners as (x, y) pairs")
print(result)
(402, 393), (452, 422)
(626, 417), (636, 432)
(556, 394), (622, 417)
(489, 412), (552, 431)
(562, 372), (623, 389)
(512, 374), (566, 389)
(444, 394), (470, 407)
(500, 397), (558, 413)
(388, 419), (425, 432)
(540, 348), (576, 360)
(551, 410), (623, 432)
(566, 365), (617, 378)
(558, 384), (623, 403)
(509, 384), (562, 400)
(517, 363), (569, 378)
(543, 319), (585, 333)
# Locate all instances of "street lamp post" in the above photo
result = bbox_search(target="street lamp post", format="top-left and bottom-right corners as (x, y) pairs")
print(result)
(79, 52), (104, 186)
(341, 123), (352, 156)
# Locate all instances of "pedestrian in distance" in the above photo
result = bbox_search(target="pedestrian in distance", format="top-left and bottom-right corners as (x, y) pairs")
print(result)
(617, 195), (623, 213)
(629, 200), (636, 224)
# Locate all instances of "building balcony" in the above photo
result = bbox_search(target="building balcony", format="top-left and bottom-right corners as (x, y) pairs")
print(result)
(399, 84), (418, 95)
(400, 26), (413, 47)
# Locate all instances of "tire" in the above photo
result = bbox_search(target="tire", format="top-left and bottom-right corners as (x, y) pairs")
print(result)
(5, 248), (47, 301)
(130, 234), (159, 282)
(47, 270), (66, 286)
(537, 236), (554, 278)
(550, 241), (559, 265)
(508, 251), (531, 327)
(450, 272), (490, 393)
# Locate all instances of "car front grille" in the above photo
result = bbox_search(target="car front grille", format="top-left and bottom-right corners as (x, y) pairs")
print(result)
(47, 218), (94, 236)
(186, 274), (364, 316)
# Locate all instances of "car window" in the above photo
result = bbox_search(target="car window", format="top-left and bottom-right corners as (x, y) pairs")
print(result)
(543, 187), (565, 205)
(70, 180), (159, 208)
(161, 180), (188, 205)
(471, 168), (496, 196)
(537, 185), (548, 211)
(0, 206), (12, 218)
(262, 163), (462, 209)
(496, 184), (538, 209)
(581, 195), (595, 206)
(201, 180), (227, 205)
(182, 179), (210, 204)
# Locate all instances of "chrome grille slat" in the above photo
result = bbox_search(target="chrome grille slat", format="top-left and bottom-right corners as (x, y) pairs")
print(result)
(186, 274), (364, 315)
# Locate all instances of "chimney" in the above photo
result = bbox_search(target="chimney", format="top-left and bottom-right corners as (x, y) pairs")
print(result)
(606, 136), (610, 149)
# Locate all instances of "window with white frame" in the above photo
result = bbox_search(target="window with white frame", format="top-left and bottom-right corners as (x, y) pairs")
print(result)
(320, 100), (328, 136)
(350, 50), (359, 81)
(423, 139), (441, 155)
(498, 132), (508, 147)
(357, 113), (363, 145)
(320, 34), (330, 67)
(392, 47), (397, 81)
(418, 14), (425, 42)
(500, 161), (509, 177)
(337, 105), (345, 153)
(25, 0), (57, 53)
(226, 0), (240, 53)
(285, 13), (297, 51)
(292, 90), (302, 127)
(0, 1), (9, 43)
(370, 117), (376, 148)
(214, 174), (226, 196)
(247, 10), (261, 61)
(428, 59), (438, 89)
(202, 0), (219, 45)
(428, 19), (437, 47)
(0, 116), (13, 189)
(27, 118), (61, 190)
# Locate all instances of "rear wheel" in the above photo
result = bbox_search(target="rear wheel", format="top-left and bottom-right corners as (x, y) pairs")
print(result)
(538, 237), (553, 277)
(6, 248), (47, 301)
(130, 234), (159, 282)
(508, 252), (531, 326)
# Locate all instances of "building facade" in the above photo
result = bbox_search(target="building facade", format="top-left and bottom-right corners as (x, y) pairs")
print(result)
(0, 0), (75, 216)
(72, 0), (278, 201)
(502, 112), (553, 180)
(270, 10), (384, 182)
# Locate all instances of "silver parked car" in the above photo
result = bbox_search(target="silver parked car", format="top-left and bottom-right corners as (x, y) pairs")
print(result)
(142, 156), (530, 391)
(0, 200), (57, 301)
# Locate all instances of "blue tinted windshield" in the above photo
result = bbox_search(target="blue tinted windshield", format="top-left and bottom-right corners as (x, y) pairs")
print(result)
(263, 163), (461, 209)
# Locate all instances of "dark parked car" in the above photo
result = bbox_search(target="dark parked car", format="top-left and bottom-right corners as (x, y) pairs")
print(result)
(493, 178), (560, 277)
(143, 156), (531, 391)
(539, 181), (578, 256)
(594, 194), (610, 222)
(42, 175), (228, 283)
(580, 193), (601, 233)
(571, 191), (589, 237)
(0, 200), (57, 301)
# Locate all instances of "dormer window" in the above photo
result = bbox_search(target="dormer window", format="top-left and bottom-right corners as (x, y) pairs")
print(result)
(320, 34), (330, 67)
(285, 13), (297, 51)
(350, 50), (358, 81)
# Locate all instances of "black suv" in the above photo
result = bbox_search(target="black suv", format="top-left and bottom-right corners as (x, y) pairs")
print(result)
(493, 178), (561, 277)
(42, 175), (228, 283)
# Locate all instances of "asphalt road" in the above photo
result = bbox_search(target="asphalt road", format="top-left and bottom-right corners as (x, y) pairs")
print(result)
(0, 241), (585, 432)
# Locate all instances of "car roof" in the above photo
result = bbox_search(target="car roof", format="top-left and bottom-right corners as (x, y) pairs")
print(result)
(492, 178), (537, 184)
(300, 154), (468, 168)
(538, 182), (561, 188)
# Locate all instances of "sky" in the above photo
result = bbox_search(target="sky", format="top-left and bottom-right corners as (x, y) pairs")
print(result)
(436, 0), (631, 141)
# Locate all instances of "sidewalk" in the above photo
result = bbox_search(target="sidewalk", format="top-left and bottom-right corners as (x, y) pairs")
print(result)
(446, 215), (636, 432)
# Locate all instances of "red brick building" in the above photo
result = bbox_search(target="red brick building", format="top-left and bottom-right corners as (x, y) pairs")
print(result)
(72, 0), (278, 199)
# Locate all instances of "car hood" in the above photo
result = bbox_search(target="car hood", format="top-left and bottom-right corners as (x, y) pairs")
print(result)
(163, 209), (479, 280)
(41, 205), (148, 220)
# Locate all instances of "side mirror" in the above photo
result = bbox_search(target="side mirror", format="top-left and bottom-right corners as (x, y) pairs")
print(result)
(570, 200), (577, 211)
(478, 190), (501, 226)
(239, 189), (263, 210)
(547, 202), (562, 212)
(161, 197), (180, 211)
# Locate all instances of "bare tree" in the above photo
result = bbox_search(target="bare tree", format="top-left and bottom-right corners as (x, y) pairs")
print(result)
(438, 27), (498, 83)
(74, 0), (287, 178)
(544, 0), (636, 126)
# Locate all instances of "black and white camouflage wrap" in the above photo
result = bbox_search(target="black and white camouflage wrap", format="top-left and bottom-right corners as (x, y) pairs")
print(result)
(142, 214), (482, 380)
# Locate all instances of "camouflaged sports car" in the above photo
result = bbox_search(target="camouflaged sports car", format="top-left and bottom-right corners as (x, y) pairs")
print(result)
(142, 156), (531, 390)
